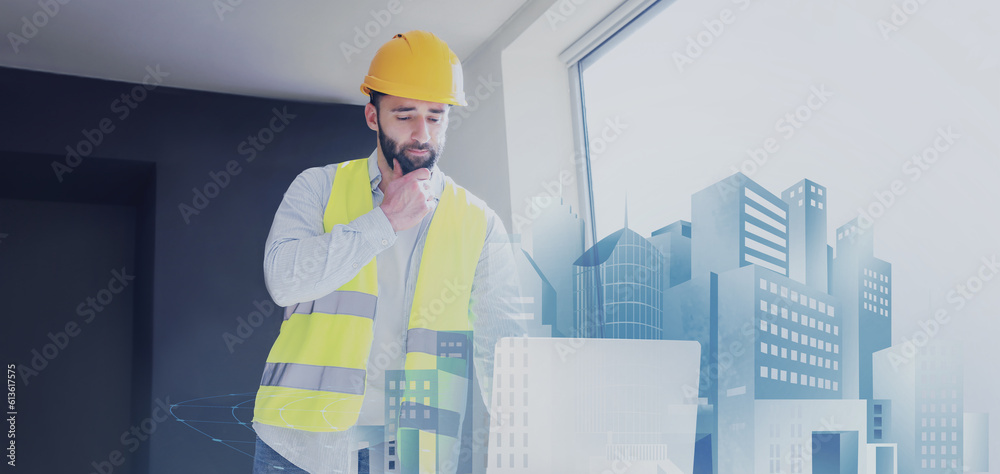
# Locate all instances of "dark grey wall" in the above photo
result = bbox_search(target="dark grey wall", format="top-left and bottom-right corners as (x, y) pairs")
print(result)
(0, 198), (137, 474)
(0, 65), (373, 473)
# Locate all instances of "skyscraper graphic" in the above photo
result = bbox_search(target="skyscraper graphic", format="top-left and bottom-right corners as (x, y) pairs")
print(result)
(831, 218), (892, 401)
(714, 264), (845, 473)
(573, 221), (665, 339)
(528, 196), (584, 337)
(914, 342), (963, 473)
(510, 235), (554, 338)
(382, 330), (474, 473)
(781, 179), (828, 292)
(681, 173), (857, 473)
(874, 341), (965, 473)
(692, 173), (790, 278)
(648, 219), (692, 290)
(964, 412), (989, 472)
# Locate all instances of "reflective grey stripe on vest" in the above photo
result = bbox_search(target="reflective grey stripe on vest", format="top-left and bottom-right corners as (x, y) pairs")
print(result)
(283, 290), (377, 321)
(405, 328), (471, 358)
(397, 402), (463, 439)
(260, 362), (366, 395)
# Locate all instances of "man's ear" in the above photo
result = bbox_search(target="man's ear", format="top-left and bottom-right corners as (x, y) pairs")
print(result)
(364, 103), (378, 132)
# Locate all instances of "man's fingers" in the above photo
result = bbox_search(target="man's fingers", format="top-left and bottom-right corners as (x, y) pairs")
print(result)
(392, 159), (404, 178)
(407, 168), (431, 181)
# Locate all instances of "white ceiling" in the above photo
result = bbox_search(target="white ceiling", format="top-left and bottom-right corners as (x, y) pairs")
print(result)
(0, 0), (528, 104)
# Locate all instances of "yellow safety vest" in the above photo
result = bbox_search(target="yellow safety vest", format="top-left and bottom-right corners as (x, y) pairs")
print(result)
(252, 157), (487, 473)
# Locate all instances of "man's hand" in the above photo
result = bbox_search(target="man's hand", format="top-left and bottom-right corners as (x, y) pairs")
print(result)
(379, 159), (435, 232)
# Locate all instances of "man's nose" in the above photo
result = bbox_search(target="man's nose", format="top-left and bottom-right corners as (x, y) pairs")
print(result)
(411, 119), (431, 143)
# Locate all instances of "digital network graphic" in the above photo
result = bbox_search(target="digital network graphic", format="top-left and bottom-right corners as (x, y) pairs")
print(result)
(176, 171), (990, 473)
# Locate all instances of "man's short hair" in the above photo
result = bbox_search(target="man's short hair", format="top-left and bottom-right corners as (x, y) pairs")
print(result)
(369, 90), (385, 111)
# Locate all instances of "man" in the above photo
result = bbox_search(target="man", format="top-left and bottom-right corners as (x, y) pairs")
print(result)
(251, 30), (527, 473)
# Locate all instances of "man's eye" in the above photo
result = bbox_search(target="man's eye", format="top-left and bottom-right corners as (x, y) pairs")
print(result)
(397, 116), (411, 121)
(429, 118), (440, 123)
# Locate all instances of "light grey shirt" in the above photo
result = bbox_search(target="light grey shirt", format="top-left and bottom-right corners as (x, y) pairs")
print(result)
(253, 150), (527, 473)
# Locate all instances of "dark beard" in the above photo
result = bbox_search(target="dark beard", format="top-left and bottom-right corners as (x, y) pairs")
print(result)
(377, 117), (442, 175)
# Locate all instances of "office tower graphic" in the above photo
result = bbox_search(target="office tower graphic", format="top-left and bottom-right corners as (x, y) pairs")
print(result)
(662, 273), (719, 472)
(914, 342), (963, 473)
(510, 235), (554, 338)
(964, 413), (989, 472)
(754, 399), (869, 473)
(648, 219), (693, 290)
(831, 218), (892, 401)
(714, 264), (845, 473)
(382, 330), (474, 473)
(781, 179), (828, 292)
(692, 172), (790, 279)
(874, 341), (966, 474)
(528, 196), (584, 337)
(573, 222), (665, 339)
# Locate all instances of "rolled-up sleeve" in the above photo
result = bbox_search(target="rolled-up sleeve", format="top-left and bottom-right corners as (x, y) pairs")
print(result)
(263, 167), (397, 308)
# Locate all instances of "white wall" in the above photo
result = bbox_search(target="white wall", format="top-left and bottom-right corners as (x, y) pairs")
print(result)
(439, 0), (560, 237)
(444, 0), (630, 251)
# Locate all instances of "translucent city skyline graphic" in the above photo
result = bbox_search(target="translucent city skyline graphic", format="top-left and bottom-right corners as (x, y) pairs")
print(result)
(576, 0), (998, 470)
(516, 171), (988, 472)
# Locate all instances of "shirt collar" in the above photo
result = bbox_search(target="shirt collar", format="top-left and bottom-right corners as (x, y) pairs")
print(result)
(367, 148), (445, 197)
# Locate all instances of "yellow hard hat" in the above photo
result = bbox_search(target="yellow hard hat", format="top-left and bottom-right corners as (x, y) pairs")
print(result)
(361, 30), (467, 106)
